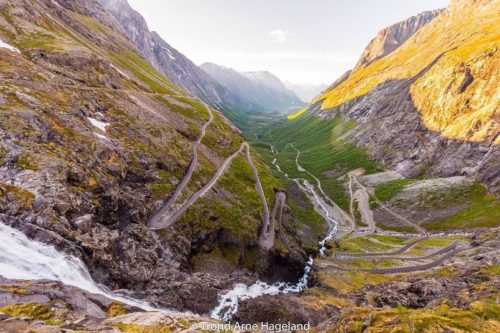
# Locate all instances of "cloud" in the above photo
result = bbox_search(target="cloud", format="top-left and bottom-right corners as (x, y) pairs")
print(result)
(268, 29), (291, 44)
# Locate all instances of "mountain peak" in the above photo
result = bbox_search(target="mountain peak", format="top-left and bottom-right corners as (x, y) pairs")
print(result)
(354, 8), (444, 70)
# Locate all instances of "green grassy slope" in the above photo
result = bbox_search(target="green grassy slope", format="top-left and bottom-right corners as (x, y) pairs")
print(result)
(259, 113), (381, 210)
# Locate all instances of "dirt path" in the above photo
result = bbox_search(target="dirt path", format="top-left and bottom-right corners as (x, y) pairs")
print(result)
(352, 186), (375, 233)
(258, 192), (285, 250)
(149, 142), (273, 240)
(353, 176), (428, 236)
(322, 245), (470, 274)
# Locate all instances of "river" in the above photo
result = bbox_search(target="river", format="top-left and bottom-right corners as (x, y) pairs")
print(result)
(210, 144), (339, 320)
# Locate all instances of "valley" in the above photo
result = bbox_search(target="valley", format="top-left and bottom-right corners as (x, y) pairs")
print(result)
(0, 0), (498, 332)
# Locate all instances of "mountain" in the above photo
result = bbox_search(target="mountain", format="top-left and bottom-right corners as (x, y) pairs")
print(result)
(0, 0), (499, 331)
(0, 0), (326, 324)
(284, 82), (329, 102)
(243, 70), (295, 96)
(354, 9), (443, 70)
(296, 0), (499, 192)
(99, 0), (303, 137)
(98, 0), (237, 108)
(260, 1), (499, 330)
(201, 63), (306, 112)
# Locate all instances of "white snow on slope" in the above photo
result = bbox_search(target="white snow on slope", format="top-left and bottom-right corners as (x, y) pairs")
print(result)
(87, 117), (109, 132)
(0, 38), (20, 53)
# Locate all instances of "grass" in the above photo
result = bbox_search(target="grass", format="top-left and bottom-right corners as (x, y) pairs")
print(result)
(422, 184), (500, 231)
(369, 234), (407, 245)
(374, 179), (419, 201)
(287, 107), (308, 120)
(318, 270), (398, 294)
(109, 322), (174, 333)
(1, 285), (30, 295)
(107, 302), (127, 317)
(260, 114), (380, 211)
(335, 236), (412, 253)
(110, 51), (180, 95)
(0, 303), (54, 321)
(328, 299), (500, 333)
(0, 182), (35, 209)
(15, 154), (39, 171)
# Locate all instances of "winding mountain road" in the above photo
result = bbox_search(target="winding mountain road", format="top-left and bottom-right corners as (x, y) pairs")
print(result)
(148, 104), (214, 229)
(149, 142), (245, 230)
(353, 176), (427, 236)
(258, 191), (285, 250)
(322, 244), (470, 274)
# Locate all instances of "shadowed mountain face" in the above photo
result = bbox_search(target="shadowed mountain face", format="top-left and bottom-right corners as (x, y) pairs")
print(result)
(295, 0), (499, 192)
(201, 62), (306, 112)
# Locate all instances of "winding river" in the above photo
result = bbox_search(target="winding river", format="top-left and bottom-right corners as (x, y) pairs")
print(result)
(210, 144), (339, 320)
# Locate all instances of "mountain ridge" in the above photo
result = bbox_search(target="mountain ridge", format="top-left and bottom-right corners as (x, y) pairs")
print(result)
(299, 0), (499, 191)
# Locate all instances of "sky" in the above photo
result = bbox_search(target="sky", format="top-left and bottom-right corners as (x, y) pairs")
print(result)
(127, 0), (449, 85)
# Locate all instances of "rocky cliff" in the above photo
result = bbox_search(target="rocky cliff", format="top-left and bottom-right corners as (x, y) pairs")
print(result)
(309, 0), (499, 192)
(201, 63), (306, 112)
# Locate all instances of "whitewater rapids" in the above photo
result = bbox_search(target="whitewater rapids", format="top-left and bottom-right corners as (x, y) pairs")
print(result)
(211, 257), (313, 321)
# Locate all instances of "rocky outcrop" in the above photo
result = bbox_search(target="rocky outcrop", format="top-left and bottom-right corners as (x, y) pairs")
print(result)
(0, 277), (218, 332)
(355, 9), (443, 69)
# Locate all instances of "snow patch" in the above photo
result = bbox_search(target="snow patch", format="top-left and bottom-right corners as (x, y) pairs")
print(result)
(87, 117), (109, 132)
(162, 46), (176, 60)
(0, 38), (20, 54)
(93, 132), (110, 141)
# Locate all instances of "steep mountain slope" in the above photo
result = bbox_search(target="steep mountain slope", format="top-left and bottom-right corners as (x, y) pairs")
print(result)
(201, 62), (306, 112)
(0, 0), (324, 316)
(354, 9), (443, 70)
(98, 0), (238, 109)
(295, 0), (500, 192)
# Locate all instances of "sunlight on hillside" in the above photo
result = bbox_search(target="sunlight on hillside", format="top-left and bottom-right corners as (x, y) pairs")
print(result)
(317, 0), (500, 143)
(287, 107), (308, 120)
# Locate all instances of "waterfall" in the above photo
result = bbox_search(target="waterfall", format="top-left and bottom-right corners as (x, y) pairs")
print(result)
(0, 221), (155, 311)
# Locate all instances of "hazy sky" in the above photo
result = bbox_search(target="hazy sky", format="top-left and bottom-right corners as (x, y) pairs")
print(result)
(127, 0), (448, 85)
